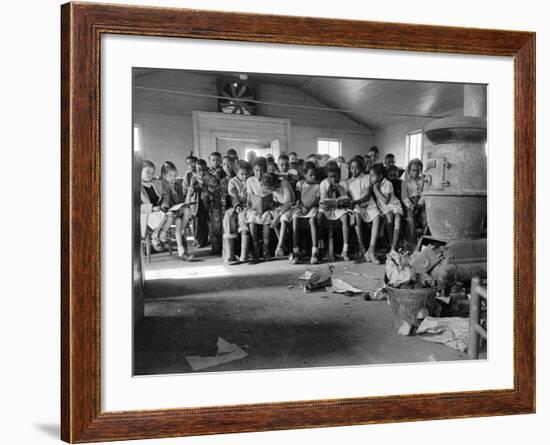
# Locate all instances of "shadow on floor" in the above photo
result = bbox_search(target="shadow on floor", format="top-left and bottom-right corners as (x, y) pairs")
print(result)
(134, 314), (360, 375)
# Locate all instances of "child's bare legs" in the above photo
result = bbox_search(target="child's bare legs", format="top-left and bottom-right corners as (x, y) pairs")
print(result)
(239, 232), (250, 262)
(174, 217), (185, 251)
(290, 216), (302, 264)
(309, 218), (318, 250)
(407, 207), (416, 242)
(340, 213), (350, 261)
(262, 224), (271, 260)
(237, 212), (249, 262)
(223, 212), (238, 263)
(384, 212), (394, 250)
(159, 212), (175, 243)
(151, 212), (169, 250)
(365, 215), (381, 264)
(316, 213), (328, 258)
(392, 213), (402, 251)
(354, 212), (366, 255)
(292, 216), (301, 250)
(249, 223), (260, 261)
(309, 218), (319, 264)
(151, 213), (168, 238)
(274, 220), (287, 257)
(175, 208), (190, 249)
(176, 209), (194, 260)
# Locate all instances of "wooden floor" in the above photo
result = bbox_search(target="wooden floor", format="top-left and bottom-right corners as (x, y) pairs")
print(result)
(134, 247), (469, 375)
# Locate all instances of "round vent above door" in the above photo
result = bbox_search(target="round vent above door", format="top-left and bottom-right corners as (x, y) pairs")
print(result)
(218, 80), (257, 115)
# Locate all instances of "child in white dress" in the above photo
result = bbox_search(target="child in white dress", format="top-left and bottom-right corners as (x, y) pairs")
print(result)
(263, 172), (295, 261)
(140, 160), (172, 252)
(223, 160), (251, 263)
(318, 162), (351, 261)
(401, 158), (426, 243)
(370, 162), (403, 251)
(341, 156), (381, 263)
(244, 158), (269, 262)
(278, 162), (321, 264)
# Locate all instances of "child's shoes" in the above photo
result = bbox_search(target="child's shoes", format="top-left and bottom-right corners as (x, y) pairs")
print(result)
(177, 246), (194, 262)
(290, 249), (301, 264)
(310, 252), (319, 265)
(179, 252), (194, 262)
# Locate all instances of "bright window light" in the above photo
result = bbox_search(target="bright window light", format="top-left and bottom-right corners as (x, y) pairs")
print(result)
(133, 124), (142, 153)
(144, 265), (232, 281)
(317, 138), (341, 158)
(406, 130), (423, 162)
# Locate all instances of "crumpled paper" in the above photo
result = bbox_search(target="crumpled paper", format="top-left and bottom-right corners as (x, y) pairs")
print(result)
(298, 265), (333, 292)
(185, 337), (248, 371)
(415, 316), (469, 352)
(386, 250), (416, 287)
(325, 278), (363, 294)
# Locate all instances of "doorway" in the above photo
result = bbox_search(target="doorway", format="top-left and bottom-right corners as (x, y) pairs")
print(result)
(216, 137), (280, 160)
(192, 111), (291, 159)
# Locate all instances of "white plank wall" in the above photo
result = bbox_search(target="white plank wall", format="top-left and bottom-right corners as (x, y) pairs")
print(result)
(134, 70), (375, 171)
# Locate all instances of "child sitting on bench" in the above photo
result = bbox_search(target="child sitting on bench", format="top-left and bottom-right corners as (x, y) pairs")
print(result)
(370, 162), (403, 252)
(282, 162), (321, 264)
(318, 161), (351, 261)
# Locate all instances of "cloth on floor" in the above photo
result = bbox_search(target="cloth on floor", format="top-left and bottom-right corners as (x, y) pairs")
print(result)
(185, 336), (248, 371)
(415, 316), (469, 352)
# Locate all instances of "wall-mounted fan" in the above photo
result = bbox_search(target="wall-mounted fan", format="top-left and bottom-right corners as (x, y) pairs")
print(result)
(217, 78), (257, 115)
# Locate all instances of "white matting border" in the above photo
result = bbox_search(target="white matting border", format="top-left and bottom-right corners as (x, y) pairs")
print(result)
(101, 34), (514, 412)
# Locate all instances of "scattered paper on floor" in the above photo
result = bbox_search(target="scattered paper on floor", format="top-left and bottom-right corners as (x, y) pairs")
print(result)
(416, 316), (469, 352)
(298, 265), (333, 291)
(185, 336), (248, 371)
(298, 271), (314, 280)
(325, 278), (363, 294)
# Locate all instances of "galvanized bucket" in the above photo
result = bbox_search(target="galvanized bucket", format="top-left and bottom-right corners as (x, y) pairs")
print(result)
(386, 285), (438, 327)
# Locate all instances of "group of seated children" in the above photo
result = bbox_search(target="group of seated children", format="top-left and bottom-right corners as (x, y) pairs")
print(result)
(140, 147), (426, 265)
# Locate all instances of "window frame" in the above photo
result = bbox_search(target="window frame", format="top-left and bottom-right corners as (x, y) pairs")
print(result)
(406, 129), (423, 163)
(316, 137), (342, 158)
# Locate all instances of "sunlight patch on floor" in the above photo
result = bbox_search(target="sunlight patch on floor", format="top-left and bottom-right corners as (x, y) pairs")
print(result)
(144, 264), (232, 281)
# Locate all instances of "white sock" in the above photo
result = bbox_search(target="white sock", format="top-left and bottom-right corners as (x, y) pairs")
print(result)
(312, 246), (319, 253)
(343, 243), (349, 252)
(178, 246), (185, 256)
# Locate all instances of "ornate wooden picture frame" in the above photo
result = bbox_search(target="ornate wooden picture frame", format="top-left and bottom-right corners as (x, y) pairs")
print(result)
(61, 2), (535, 442)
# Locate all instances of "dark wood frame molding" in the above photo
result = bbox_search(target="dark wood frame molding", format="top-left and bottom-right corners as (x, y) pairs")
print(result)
(61, 2), (536, 442)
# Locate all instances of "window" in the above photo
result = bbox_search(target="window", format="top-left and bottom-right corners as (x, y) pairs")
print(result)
(317, 138), (341, 158)
(133, 124), (143, 153)
(406, 130), (423, 162)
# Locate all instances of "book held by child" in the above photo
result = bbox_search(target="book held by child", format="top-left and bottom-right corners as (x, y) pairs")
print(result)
(250, 192), (274, 214)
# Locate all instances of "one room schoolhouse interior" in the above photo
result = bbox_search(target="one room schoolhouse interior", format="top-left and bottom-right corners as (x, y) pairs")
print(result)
(133, 68), (488, 375)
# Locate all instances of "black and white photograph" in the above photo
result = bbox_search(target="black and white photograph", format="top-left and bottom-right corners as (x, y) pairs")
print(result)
(133, 67), (488, 375)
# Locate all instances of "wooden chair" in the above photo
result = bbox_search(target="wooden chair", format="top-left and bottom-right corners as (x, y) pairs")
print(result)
(468, 276), (487, 359)
(141, 225), (174, 263)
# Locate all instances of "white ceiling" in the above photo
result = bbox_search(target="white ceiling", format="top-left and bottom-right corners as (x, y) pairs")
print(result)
(133, 68), (480, 131)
